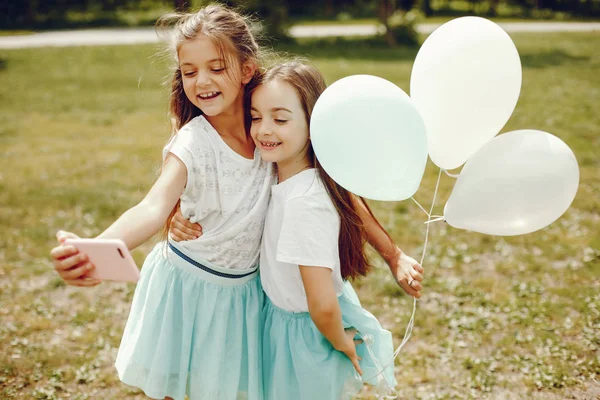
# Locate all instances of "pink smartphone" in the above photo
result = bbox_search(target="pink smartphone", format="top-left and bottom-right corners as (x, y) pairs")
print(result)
(64, 238), (140, 283)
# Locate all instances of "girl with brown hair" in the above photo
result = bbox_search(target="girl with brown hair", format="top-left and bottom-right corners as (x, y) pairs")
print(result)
(250, 60), (400, 399)
(50, 5), (273, 400)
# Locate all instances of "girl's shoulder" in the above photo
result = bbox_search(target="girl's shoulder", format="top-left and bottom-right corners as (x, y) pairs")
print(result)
(284, 174), (336, 217)
(280, 180), (339, 236)
(179, 115), (212, 138)
(172, 116), (217, 149)
(162, 116), (215, 162)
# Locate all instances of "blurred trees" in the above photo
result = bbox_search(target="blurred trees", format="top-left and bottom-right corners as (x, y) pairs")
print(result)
(222, 0), (291, 40)
(1, 0), (598, 31)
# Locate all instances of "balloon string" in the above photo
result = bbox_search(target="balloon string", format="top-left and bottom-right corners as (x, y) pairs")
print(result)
(419, 168), (442, 268)
(410, 197), (430, 217)
(425, 216), (444, 224)
(361, 169), (443, 387)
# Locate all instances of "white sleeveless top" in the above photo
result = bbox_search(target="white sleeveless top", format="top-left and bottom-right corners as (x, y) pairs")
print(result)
(163, 116), (274, 270)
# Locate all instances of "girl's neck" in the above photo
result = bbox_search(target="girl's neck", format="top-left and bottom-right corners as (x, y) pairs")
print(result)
(277, 156), (312, 183)
(205, 95), (246, 141)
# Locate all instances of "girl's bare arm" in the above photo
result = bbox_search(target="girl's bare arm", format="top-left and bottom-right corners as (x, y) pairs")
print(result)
(50, 155), (187, 285)
(300, 265), (363, 375)
(353, 196), (425, 298)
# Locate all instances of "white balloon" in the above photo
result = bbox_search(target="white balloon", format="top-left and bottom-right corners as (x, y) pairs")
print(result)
(311, 75), (428, 201)
(410, 16), (522, 170)
(444, 130), (579, 236)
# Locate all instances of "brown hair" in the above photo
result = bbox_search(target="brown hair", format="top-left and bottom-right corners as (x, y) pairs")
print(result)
(257, 61), (391, 280)
(156, 4), (264, 133)
(156, 4), (265, 238)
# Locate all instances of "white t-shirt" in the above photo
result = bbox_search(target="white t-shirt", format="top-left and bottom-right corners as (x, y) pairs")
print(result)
(260, 168), (344, 312)
(163, 115), (274, 270)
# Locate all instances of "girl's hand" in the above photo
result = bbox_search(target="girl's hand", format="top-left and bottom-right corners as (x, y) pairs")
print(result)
(389, 249), (424, 298)
(337, 328), (363, 376)
(50, 231), (101, 287)
(169, 208), (202, 242)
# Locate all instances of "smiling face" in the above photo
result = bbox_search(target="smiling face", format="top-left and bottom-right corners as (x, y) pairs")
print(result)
(178, 34), (254, 117)
(250, 79), (311, 170)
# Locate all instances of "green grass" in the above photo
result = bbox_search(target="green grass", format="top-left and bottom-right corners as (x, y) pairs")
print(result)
(1, 32), (599, 399)
(0, 31), (34, 36)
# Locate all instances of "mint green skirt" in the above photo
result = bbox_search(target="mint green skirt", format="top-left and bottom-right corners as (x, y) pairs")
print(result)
(115, 242), (265, 400)
(262, 281), (397, 400)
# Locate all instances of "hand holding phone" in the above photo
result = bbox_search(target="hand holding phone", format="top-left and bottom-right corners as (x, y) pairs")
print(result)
(63, 238), (140, 283)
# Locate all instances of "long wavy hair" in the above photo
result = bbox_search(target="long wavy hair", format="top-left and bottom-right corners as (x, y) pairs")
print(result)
(256, 61), (391, 280)
(156, 4), (265, 238)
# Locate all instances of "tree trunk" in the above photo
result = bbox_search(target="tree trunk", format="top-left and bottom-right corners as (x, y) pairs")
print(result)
(421, 0), (433, 17)
(258, 0), (290, 40)
(378, 0), (396, 47)
(325, 0), (334, 17)
(489, 0), (500, 16)
(25, 0), (36, 25)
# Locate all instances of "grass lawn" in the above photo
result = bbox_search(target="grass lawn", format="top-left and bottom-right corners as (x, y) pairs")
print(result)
(0, 32), (598, 399)
(0, 31), (35, 37)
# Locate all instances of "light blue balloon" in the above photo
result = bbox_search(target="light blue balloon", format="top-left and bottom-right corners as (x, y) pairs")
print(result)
(310, 75), (428, 201)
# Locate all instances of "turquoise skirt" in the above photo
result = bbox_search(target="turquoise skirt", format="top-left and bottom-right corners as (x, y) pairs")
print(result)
(115, 242), (265, 400)
(262, 281), (397, 400)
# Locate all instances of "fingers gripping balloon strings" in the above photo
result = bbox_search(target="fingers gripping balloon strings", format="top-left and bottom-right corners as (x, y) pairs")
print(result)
(358, 169), (444, 397)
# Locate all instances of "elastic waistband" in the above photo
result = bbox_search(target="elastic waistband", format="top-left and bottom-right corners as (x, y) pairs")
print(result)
(265, 297), (311, 319)
(265, 294), (358, 332)
(166, 241), (259, 286)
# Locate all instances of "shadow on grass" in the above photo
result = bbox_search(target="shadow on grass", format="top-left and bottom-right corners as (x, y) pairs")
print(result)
(0, 58), (6, 71)
(273, 36), (419, 61)
(520, 50), (590, 68)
